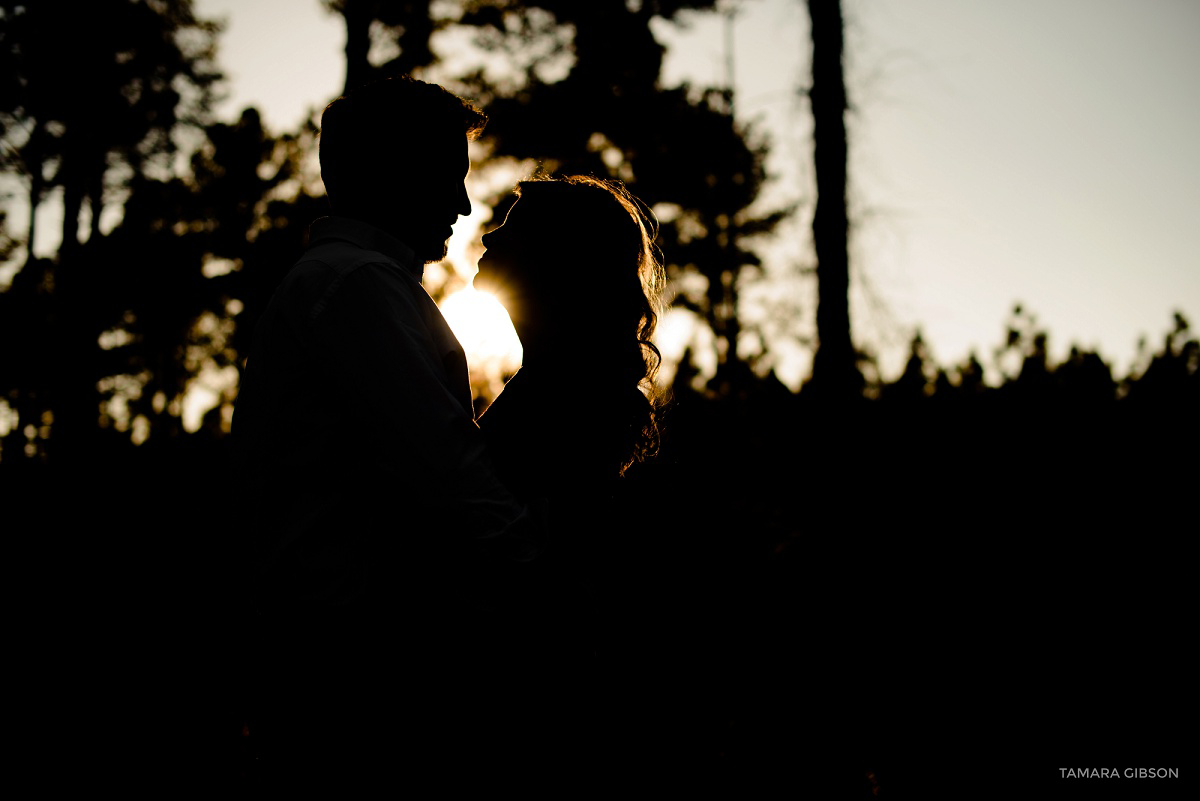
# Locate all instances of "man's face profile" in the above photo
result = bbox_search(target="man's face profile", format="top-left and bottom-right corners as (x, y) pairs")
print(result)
(378, 130), (472, 264)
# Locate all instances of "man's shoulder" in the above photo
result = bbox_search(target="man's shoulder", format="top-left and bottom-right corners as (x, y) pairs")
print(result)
(295, 238), (388, 270)
(281, 242), (402, 297)
(298, 234), (417, 280)
(273, 250), (341, 310)
(276, 244), (425, 329)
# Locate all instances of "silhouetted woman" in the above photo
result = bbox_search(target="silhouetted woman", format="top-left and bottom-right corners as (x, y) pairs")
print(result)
(471, 175), (665, 777)
(474, 174), (663, 488)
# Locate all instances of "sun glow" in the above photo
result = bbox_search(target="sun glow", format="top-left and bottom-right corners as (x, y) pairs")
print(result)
(439, 288), (524, 393)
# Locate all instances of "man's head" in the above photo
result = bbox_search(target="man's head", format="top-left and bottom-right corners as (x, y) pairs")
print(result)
(320, 76), (487, 262)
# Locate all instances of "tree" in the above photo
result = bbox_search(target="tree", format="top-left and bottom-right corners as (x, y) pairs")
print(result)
(804, 0), (860, 400)
(91, 107), (323, 444)
(322, 0), (442, 93)
(459, 0), (789, 389)
(0, 0), (221, 458)
(0, 0), (220, 261)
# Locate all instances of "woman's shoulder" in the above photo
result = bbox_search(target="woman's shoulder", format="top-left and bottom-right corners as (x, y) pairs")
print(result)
(480, 369), (631, 493)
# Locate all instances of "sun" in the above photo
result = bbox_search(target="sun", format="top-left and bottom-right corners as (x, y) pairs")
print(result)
(439, 287), (524, 379)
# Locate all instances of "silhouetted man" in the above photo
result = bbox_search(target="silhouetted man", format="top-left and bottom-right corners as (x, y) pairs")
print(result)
(233, 77), (534, 787)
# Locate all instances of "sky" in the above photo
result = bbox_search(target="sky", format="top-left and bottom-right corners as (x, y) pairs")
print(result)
(194, 0), (1200, 388)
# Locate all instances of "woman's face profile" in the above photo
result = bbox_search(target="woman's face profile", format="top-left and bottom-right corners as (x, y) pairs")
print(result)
(475, 195), (547, 307)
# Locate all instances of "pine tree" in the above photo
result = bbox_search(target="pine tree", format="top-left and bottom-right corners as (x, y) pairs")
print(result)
(0, 0), (221, 458)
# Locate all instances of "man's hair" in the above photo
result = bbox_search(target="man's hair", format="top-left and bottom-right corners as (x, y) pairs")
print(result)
(319, 76), (487, 205)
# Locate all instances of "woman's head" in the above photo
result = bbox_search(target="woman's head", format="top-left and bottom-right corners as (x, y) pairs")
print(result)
(475, 175), (665, 470)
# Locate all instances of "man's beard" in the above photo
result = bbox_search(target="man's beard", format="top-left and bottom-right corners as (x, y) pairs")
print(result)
(418, 239), (451, 264)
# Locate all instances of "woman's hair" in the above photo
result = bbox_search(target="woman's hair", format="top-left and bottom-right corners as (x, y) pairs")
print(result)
(515, 175), (665, 474)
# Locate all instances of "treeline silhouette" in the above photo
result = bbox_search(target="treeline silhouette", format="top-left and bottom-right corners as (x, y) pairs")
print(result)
(2, 0), (1194, 792)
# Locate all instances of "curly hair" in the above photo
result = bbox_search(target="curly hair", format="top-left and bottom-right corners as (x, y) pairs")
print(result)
(514, 175), (665, 474)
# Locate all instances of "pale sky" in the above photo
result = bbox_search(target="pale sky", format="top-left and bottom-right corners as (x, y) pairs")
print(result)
(195, 0), (1200, 386)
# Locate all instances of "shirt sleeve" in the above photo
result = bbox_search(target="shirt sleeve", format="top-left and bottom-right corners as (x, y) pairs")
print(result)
(309, 259), (539, 561)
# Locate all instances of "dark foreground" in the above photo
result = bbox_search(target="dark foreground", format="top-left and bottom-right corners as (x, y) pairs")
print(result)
(6, 390), (1192, 795)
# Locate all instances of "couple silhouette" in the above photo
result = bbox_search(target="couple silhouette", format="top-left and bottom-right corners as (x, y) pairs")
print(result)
(233, 76), (663, 788)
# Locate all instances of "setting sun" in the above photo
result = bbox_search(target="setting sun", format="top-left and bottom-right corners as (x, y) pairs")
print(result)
(439, 288), (524, 389)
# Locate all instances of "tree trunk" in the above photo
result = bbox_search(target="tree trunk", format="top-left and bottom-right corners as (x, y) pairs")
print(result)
(341, 0), (374, 93)
(60, 162), (84, 262)
(48, 141), (97, 459)
(806, 0), (859, 400)
(87, 170), (105, 243)
(26, 174), (41, 268)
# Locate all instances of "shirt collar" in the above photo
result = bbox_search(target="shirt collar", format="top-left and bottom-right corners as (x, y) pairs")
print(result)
(308, 216), (421, 278)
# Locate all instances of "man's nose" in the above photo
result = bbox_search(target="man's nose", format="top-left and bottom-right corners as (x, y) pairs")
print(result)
(457, 182), (471, 217)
